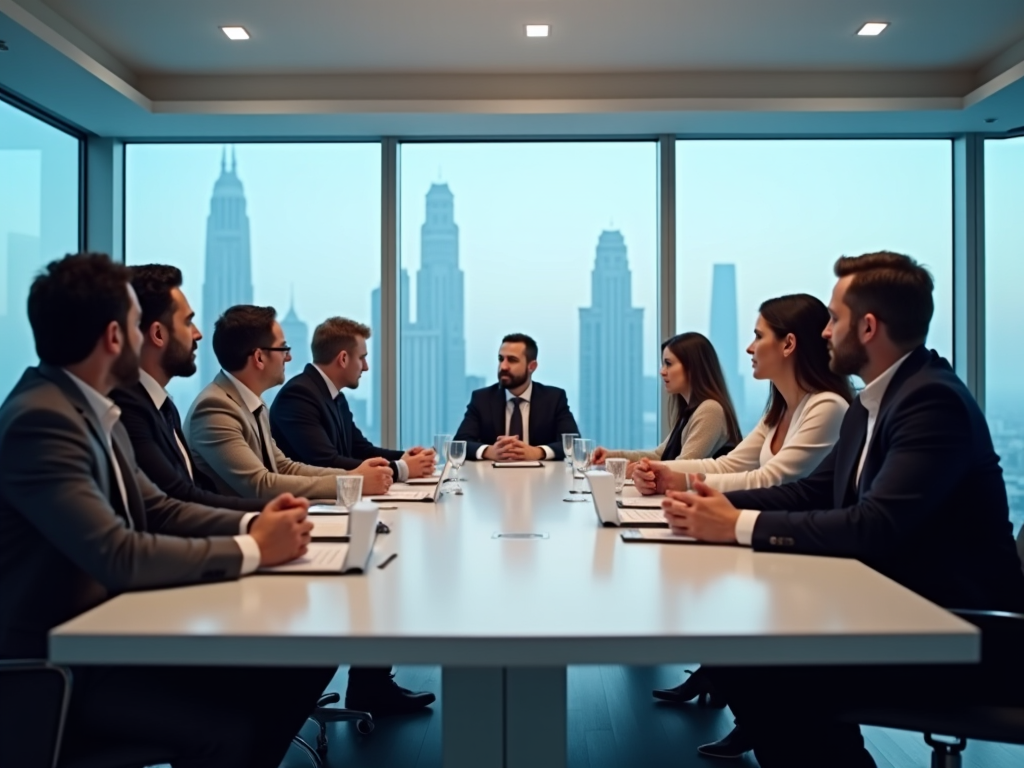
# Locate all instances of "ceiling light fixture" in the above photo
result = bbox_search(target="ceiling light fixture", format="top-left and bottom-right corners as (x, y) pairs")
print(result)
(857, 22), (889, 36)
(525, 24), (550, 38)
(221, 26), (250, 41)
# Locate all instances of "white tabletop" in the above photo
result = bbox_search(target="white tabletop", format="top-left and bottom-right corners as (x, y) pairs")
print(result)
(50, 461), (978, 667)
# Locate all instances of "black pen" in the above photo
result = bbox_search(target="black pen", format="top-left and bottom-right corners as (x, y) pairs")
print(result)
(377, 553), (398, 569)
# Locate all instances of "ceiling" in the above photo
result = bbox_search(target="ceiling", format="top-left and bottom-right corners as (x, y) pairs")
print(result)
(2, 0), (1024, 138)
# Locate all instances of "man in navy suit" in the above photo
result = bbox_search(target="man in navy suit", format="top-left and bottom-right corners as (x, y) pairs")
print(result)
(111, 265), (263, 512)
(645, 252), (1024, 767)
(455, 333), (580, 461)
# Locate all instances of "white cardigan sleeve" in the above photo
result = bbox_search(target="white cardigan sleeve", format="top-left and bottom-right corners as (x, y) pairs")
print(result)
(662, 419), (769, 475)
(700, 394), (848, 492)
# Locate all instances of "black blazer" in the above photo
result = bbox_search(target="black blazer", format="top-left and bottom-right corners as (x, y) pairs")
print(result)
(726, 347), (1024, 613)
(111, 382), (264, 512)
(270, 364), (403, 475)
(454, 381), (580, 460)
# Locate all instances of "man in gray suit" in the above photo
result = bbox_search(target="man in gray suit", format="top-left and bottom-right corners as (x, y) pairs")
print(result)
(0, 253), (333, 768)
(185, 305), (393, 500)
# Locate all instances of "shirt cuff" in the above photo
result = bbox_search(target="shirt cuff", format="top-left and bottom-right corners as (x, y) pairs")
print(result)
(239, 512), (259, 534)
(234, 534), (262, 574)
(395, 459), (409, 482)
(734, 510), (761, 547)
(541, 445), (555, 461)
(476, 445), (488, 460)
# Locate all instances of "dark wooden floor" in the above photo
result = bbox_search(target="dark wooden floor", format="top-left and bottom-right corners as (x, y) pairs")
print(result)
(277, 665), (1023, 768)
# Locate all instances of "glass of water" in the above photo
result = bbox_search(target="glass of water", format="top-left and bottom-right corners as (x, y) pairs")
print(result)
(336, 475), (364, 511)
(445, 440), (467, 495)
(561, 432), (579, 465)
(433, 433), (453, 472)
(605, 458), (628, 493)
(565, 437), (594, 502)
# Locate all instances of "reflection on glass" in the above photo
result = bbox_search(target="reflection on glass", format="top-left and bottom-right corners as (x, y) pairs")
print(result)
(0, 100), (80, 401)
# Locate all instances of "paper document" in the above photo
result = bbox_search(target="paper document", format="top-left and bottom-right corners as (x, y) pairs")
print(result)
(492, 461), (543, 468)
(617, 508), (668, 525)
(617, 496), (667, 509)
(259, 543), (349, 573)
(309, 504), (348, 515)
(311, 517), (349, 539)
(368, 491), (433, 501)
(621, 529), (697, 544)
(405, 477), (440, 485)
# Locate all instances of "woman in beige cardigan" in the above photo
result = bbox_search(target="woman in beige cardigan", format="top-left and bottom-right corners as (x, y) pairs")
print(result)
(592, 332), (742, 467)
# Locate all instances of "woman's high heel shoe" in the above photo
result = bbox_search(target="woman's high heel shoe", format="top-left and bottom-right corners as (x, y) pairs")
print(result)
(651, 667), (726, 708)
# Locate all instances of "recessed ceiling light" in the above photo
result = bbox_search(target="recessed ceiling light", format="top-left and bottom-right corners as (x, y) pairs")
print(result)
(857, 22), (889, 36)
(525, 24), (550, 38)
(221, 26), (250, 41)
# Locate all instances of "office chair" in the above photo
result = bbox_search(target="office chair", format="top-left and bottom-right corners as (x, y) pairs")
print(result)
(292, 693), (374, 767)
(841, 608), (1024, 768)
(0, 660), (72, 768)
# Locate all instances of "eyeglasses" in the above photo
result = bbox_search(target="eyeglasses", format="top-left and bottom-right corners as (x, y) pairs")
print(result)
(257, 346), (291, 354)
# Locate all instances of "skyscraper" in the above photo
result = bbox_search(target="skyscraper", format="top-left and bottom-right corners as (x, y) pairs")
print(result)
(578, 230), (644, 448)
(279, 288), (310, 372)
(709, 263), (745, 425)
(200, 147), (253, 385)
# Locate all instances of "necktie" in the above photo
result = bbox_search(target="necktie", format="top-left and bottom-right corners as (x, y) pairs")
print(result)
(508, 397), (524, 440)
(159, 397), (182, 440)
(253, 404), (274, 471)
(334, 394), (352, 456)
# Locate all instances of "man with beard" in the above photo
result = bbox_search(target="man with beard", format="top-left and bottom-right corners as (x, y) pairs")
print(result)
(0, 253), (334, 768)
(647, 251), (1024, 768)
(455, 333), (579, 461)
(111, 265), (264, 511)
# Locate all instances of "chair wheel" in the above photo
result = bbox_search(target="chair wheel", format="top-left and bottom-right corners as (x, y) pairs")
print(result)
(356, 718), (375, 735)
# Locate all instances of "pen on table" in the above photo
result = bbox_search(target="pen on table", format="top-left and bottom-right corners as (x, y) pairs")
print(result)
(377, 553), (398, 569)
(378, 505), (398, 510)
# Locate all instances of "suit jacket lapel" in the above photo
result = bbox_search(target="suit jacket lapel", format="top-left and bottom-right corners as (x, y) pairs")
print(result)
(139, 382), (189, 476)
(305, 365), (347, 452)
(493, 387), (508, 439)
(834, 400), (868, 508)
(112, 426), (148, 530)
(336, 395), (353, 455)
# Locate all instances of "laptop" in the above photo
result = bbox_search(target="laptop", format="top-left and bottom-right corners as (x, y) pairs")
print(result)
(585, 470), (668, 528)
(367, 459), (453, 503)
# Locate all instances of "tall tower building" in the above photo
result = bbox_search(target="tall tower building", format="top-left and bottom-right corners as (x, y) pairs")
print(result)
(279, 288), (310, 373)
(201, 147), (253, 385)
(709, 263), (745, 423)
(414, 183), (466, 439)
(578, 230), (644, 448)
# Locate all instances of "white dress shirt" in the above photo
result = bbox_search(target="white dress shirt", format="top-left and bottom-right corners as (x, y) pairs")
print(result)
(475, 381), (556, 460)
(733, 353), (912, 546)
(312, 365), (409, 482)
(138, 369), (194, 480)
(64, 370), (130, 525)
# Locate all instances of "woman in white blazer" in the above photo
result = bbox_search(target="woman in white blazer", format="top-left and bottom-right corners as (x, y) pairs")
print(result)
(639, 294), (853, 759)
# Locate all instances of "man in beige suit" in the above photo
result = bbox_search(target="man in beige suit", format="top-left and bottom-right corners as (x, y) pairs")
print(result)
(186, 305), (393, 499)
(0, 253), (333, 768)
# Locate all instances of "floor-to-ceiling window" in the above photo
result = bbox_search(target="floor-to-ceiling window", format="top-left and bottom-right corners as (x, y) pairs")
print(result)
(396, 142), (660, 451)
(0, 97), (81, 400)
(985, 135), (1024, 536)
(125, 142), (382, 436)
(676, 139), (954, 433)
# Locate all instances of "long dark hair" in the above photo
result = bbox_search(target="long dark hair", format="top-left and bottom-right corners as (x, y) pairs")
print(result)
(758, 294), (854, 428)
(662, 332), (742, 445)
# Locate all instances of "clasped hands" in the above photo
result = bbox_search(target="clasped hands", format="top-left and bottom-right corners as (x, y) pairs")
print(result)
(401, 445), (437, 478)
(631, 458), (740, 543)
(483, 435), (545, 462)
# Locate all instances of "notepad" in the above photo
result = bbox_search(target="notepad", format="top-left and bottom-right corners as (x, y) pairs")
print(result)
(311, 517), (349, 540)
(616, 508), (668, 525)
(259, 543), (350, 574)
(367, 490), (434, 502)
(492, 461), (544, 468)
(309, 504), (348, 515)
(620, 529), (697, 544)
(405, 477), (440, 485)
(617, 496), (667, 509)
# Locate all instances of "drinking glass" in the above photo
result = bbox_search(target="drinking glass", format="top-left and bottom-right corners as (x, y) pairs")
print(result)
(561, 432), (579, 465)
(565, 437), (595, 501)
(445, 440), (468, 495)
(605, 458), (628, 493)
(433, 433), (453, 472)
(336, 475), (364, 511)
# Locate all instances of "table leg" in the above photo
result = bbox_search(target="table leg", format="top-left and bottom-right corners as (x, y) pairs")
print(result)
(442, 666), (567, 768)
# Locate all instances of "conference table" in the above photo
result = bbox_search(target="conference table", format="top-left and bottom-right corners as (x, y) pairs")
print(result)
(50, 460), (979, 768)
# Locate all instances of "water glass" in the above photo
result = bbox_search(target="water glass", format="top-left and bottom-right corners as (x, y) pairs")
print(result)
(605, 458), (628, 493)
(336, 475), (364, 511)
(433, 433), (453, 471)
(561, 432), (579, 465)
(445, 440), (468, 494)
(565, 438), (594, 501)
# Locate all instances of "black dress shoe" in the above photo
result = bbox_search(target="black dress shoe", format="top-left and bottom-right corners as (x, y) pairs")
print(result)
(345, 674), (436, 716)
(652, 667), (726, 707)
(697, 725), (754, 759)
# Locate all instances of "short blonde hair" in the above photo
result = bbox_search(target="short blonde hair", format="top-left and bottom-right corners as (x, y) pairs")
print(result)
(312, 317), (371, 364)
